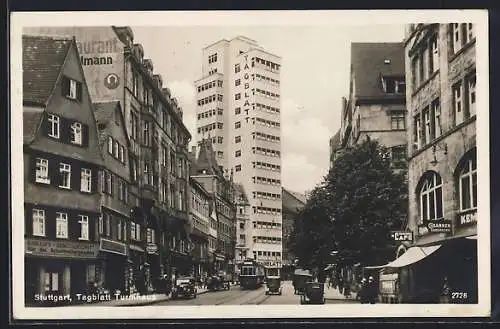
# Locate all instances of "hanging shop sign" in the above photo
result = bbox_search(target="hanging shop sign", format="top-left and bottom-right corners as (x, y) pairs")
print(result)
(418, 219), (452, 235)
(99, 238), (127, 256)
(146, 243), (158, 254)
(390, 231), (413, 242)
(456, 210), (477, 228)
(25, 238), (99, 259)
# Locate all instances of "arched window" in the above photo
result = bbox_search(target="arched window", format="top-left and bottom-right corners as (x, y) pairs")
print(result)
(459, 157), (477, 211)
(419, 172), (444, 223)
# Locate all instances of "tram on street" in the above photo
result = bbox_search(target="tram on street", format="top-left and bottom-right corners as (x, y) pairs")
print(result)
(239, 259), (265, 289)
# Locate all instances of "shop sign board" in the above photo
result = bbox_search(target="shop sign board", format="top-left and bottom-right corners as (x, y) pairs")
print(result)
(456, 210), (477, 227)
(25, 238), (99, 259)
(146, 243), (158, 254)
(418, 219), (452, 235)
(100, 238), (127, 256)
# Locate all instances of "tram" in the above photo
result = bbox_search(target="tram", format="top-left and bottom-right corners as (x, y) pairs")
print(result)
(239, 259), (265, 289)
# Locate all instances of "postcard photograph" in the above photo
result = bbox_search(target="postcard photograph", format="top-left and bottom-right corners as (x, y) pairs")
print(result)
(10, 10), (490, 320)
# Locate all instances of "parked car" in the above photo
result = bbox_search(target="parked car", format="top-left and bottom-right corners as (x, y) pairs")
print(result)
(300, 281), (325, 304)
(171, 276), (197, 300)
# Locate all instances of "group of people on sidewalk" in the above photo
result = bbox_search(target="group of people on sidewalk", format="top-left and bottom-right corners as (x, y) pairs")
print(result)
(326, 275), (378, 303)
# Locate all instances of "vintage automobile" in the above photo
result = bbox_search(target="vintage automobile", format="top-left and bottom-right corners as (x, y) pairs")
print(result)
(171, 276), (197, 300)
(265, 276), (282, 295)
(207, 274), (230, 291)
(293, 269), (313, 295)
(300, 281), (325, 304)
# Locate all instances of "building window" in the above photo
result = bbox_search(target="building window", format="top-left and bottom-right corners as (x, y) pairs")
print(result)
(131, 112), (138, 139)
(108, 136), (113, 154)
(423, 107), (431, 145)
(105, 171), (113, 195)
(132, 71), (139, 97)
(429, 35), (439, 74)
(32, 209), (45, 237)
(120, 146), (125, 163)
(143, 121), (150, 145)
(235, 164), (241, 172)
(63, 77), (81, 101)
(35, 158), (50, 184)
(47, 114), (60, 138)
(56, 212), (68, 239)
(217, 136), (223, 144)
(235, 150), (241, 157)
(235, 64), (240, 73)
(70, 122), (82, 145)
(419, 172), (443, 223)
(411, 57), (419, 89)
(80, 168), (92, 193)
(390, 112), (405, 130)
(235, 107), (241, 115)
(414, 115), (422, 150)
(59, 163), (71, 189)
(383, 78), (396, 93)
(432, 99), (442, 138)
(78, 215), (89, 240)
(459, 158), (477, 211)
(235, 79), (241, 86)
(144, 162), (150, 185)
(208, 53), (217, 64)
(235, 93), (241, 100)
(235, 136), (241, 143)
(467, 74), (476, 117)
(466, 23), (475, 43)
(453, 83), (463, 125)
(235, 121), (241, 129)
(391, 146), (406, 168)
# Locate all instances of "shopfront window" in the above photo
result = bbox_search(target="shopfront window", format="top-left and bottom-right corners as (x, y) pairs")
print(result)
(419, 172), (444, 223)
(458, 156), (477, 211)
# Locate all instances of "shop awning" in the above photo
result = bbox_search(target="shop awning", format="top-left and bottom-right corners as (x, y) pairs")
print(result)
(364, 245), (441, 269)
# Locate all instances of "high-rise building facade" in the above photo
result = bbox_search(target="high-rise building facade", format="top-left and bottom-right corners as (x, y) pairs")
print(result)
(194, 36), (283, 267)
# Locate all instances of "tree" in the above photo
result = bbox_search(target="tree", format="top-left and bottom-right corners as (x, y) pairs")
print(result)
(289, 138), (408, 280)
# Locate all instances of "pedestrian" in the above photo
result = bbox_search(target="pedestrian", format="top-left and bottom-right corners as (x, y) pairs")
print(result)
(344, 281), (351, 298)
(359, 278), (368, 303)
(439, 276), (451, 304)
(368, 276), (377, 304)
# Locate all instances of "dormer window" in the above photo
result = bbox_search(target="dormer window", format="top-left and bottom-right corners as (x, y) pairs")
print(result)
(382, 77), (405, 94)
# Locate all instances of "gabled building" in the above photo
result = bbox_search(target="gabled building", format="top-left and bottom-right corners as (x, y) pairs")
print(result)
(23, 35), (104, 303)
(234, 183), (251, 271)
(93, 101), (135, 294)
(190, 139), (237, 276)
(23, 26), (193, 293)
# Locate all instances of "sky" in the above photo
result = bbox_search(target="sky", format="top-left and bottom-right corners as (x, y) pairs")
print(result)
(131, 25), (405, 194)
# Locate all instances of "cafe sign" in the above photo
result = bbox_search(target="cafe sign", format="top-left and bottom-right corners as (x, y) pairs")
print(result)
(457, 210), (477, 227)
(25, 238), (99, 259)
(390, 231), (413, 242)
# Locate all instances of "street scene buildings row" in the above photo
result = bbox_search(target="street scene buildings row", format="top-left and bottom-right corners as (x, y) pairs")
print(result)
(328, 23), (477, 303)
(22, 27), (298, 302)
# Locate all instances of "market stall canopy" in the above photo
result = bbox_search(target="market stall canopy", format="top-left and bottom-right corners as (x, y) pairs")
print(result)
(364, 245), (441, 269)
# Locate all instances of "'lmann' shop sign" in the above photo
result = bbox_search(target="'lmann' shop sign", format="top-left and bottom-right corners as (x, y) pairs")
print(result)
(25, 239), (99, 259)
(456, 209), (477, 228)
(76, 39), (119, 66)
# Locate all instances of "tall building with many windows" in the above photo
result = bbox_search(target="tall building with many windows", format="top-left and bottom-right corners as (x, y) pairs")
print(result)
(194, 36), (282, 267)
(400, 23), (477, 303)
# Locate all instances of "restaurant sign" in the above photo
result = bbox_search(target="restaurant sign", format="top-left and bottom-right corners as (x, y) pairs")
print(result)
(457, 210), (477, 227)
(25, 239), (99, 259)
(390, 231), (413, 242)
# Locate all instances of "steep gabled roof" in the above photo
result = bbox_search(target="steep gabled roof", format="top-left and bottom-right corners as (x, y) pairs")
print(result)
(93, 101), (130, 147)
(195, 138), (223, 176)
(351, 42), (405, 99)
(23, 108), (45, 144)
(23, 35), (73, 106)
